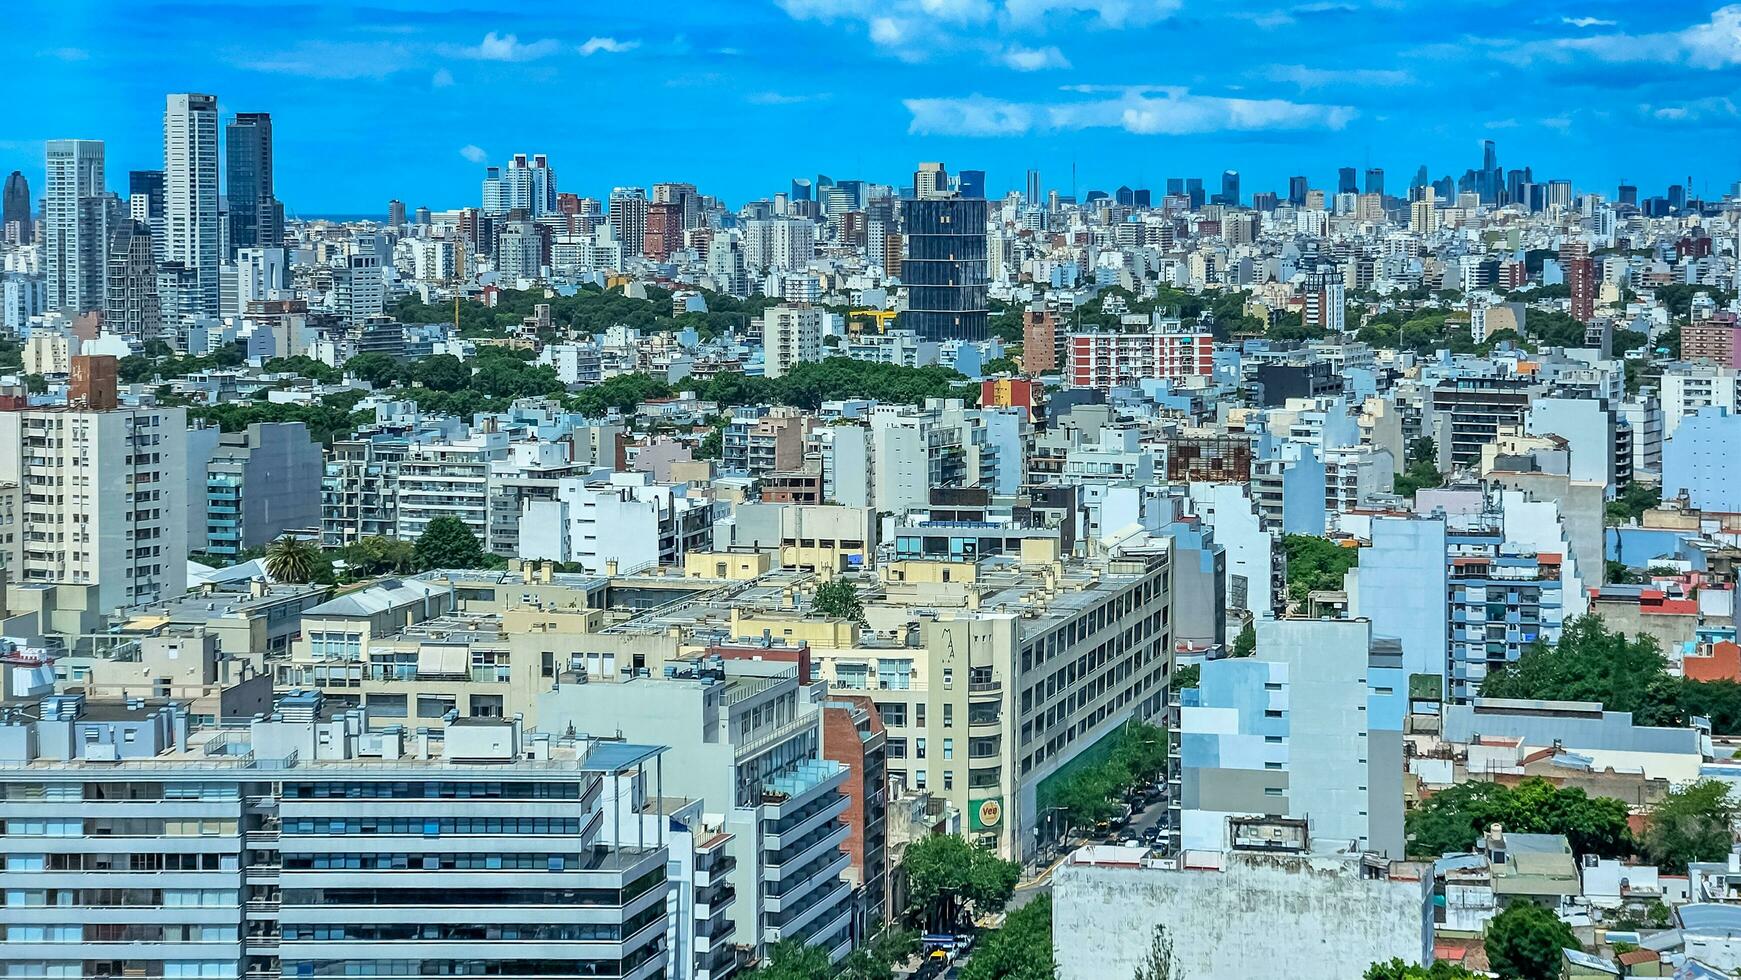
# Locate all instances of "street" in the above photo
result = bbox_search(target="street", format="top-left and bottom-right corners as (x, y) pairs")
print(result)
(1009, 793), (1168, 909)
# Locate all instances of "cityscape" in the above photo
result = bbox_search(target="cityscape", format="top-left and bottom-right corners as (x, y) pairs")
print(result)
(3, 3), (1741, 980)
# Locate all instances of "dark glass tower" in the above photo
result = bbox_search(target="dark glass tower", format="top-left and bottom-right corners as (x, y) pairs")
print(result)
(1337, 167), (1358, 195)
(225, 112), (281, 251)
(900, 196), (988, 342)
(2, 171), (29, 242)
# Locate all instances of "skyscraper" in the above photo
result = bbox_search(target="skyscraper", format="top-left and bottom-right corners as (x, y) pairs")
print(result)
(1364, 167), (1384, 198)
(901, 161), (988, 343)
(1025, 169), (1040, 206)
(225, 111), (280, 252)
(507, 153), (556, 216)
(2, 171), (30, 243)
(607, 186), (648, 255)
(164, 93), (221, 317)
(1337, 167), (1358, 195)
(43, 139), (108, 313)
(956, 169), (986, 199)
(387, 199), (406, 227)
(1185, 177), (1204, 210)
(1220, 170), (1240, 207)
(104, 220), (161, 344)
(1287, 175), (1308, 207)
(791, 177), (812, 202)
(127, 169), (165, 258)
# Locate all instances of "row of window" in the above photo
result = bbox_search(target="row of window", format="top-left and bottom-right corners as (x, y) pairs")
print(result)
(283, 781), (584, 801)
(282, 817), (585, 837)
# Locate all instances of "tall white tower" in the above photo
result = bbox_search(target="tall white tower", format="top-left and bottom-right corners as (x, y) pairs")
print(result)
(43, 139), (107, 313)
(163, 93), (220, 318)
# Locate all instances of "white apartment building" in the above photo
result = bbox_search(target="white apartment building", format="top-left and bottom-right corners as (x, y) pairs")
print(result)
(520, 472), (714, 575)
(43, 139), (107, 313)
(1661, 361), (1741, 439)
(762, 305), (822, 380)
(163, 93), (221, 317)
(0, 404), (188, 609)
(744, 216), (814, 273)
(393, 431), (509, 542)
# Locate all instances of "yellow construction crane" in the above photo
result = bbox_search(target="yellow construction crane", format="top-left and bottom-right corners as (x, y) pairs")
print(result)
(848, 309), (898, 334)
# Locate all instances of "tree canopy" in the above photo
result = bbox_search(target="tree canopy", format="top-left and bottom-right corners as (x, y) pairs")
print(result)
(1037, 721), (1167, 828)
(1638, 780), (1739, 874)
(1484, 902), (1580, 980)
(959, 894), (1056, 980)
(812, 578), (866, 624)
(1364, 960), (1483, 979)
(1282, 534), (1359, 603)
(1393, 437), (1444, 499)
(413, 517), (487, 571)
(901, 833), (1021, 931)
(264, 535), (323, 584)
(1404, 777), (1631, 860)
(1481, 615), (1741, 734)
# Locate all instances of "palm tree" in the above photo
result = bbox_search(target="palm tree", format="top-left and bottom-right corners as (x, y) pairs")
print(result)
(263, 535), (321, 584)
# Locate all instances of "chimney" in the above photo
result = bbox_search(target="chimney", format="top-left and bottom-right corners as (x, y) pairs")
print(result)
(70, 354), (119, 411)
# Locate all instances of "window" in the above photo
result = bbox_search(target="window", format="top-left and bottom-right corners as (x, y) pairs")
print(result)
(1264, 762), (1282, 770)
(915, 738), (927, 759)
(1263, 787), (1283, 797)
(1263, 710), (1282, 719)
(1264, 736), (1283, 744)
(942, 704), (953, 728)
(943, 772), (954, 790)
(942, 739), (954, 760)
(878, 703), (907, 728)
(942, 668), (953, 688)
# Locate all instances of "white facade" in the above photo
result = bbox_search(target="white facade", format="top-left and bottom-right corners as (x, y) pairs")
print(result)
(762, 305), (822, 379)
(43, 138), (107, 313)
(1661, 362), (1741, 439)
(164, 93), (221, 317)
(235, 246), (290, 308)
(520, 472), (712, 576)
(0, 406), (189, 608)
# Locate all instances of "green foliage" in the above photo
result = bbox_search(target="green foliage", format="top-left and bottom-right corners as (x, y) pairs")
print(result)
(1404, 777), (1632, 860)
(1481, 616), (1741, 735)
(1527, 309), (1590, 349)
(1606, 482), (1660, 526)
(1170, 664), (1200, 691)
(1484, 902), (1580, 980)
(1130, 923), (1177, 980)
(983, 356), (1021, 375)
(264, 355), (341, 384)
(1638, 781), (1739, 874)
(1364, 959), (1483, 979)
(341, 536), (417, 577)
(1394, 437), (1445, 498)
(264, 535), (323, 584)
(411, 353), (471, 392)
(342, 352), (406, 388)
(902, 834), (1021, 931)
(22, 373), (47, 393)
(1037, 721), (1167, 829)
(959, 894), (1056, 980)
(836, 929), (919, 980)
(413, 517), (487, 571)
(192, 390), (371, 446)
(1655, 284), (1738, 321)
(744, 939), (832, 980)
(812, 578), (866, 624)
(1282, 534), (1359, 603)
(391, 285), (787, 342)
(1232, 621), (1256, 658)
(1611, 328), (1648, 355)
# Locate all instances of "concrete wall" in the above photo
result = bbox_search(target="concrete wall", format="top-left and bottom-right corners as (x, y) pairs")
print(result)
(1053, 853), (1432, 980)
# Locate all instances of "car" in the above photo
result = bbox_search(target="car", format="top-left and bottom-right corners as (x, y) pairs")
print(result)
(1120, 838), (1139, 848)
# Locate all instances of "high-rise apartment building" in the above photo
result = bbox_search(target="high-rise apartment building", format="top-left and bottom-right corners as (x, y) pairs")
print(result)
(104, 219), (161, 343)
(225, 111), (281, 252)
(164, 93), (221, 316)
(762, 305), (823, 379)
(0, 388), (188, 608)
(1562, 239), (1595, 322)
(128, 169), (165, 258)
(644, 201), (683, 261)
(609, 187), (649, 256)
(2, 170), (30, 243)
(44, 139), (109, 313)
(901, 162), (988, 342)
(387, 198), (406, 227)
(653, 181), (701, 229)
(203, 421), (324, 558)
(0, 697), (675, 980)
(1065, 319), (1215, 389)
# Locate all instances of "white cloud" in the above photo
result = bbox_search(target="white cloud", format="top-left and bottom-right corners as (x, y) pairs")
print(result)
(579, 36), (641, 56)
(747, 91), (831, 104)
(431, 68), (455, 88)
(1505, 5), (1741, 69)
(905, 87), (1355, 136)
(1645, 96), (1739, 123)
(42, 47), (89, 62)
(999, 44), (1071, 71)
(456, 31), (561, 62)
(1265, 64), (1412, 88)
(459, 144), (489, 163)
(1003, 0), (1179, 27)
(1561, 16), (1617, 28)
(237, 41), (413, 79)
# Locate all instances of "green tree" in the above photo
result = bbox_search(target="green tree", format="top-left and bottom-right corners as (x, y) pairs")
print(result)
(837, 929), (919, 980)
(1638, 781), (1739, 874)
(1404, 778), (1632, 860)
(1171, 664), (1200, 690)
(1480, 616), (1680, 724)
(744, 939), (831, 979)
(1282, 534), (1360, 603)
(901, 833), (1021, 931)
(1394, 437), (1445, 498)
(1130, 923), (1176, 980)
(960, 893), (1056, 980)
(413, 517), (487, 571)
(812, 578), (866, 624)
(1232, 621), (1256, 658)
(1484, 902), (1579, 980)
(343, 536), (417, 577)
(263, 534), (322, 584)
(1606, 482), (1660, 526)
(1364, 959), (1482, 979)
(343, 352), (405, 388)
(264, 355), (341, 384)
(411, 353), (471, 392)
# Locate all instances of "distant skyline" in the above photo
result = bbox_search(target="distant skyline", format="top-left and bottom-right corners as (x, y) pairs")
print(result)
(5, 1), (1739, 213)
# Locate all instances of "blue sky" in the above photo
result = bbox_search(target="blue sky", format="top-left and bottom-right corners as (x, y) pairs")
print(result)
(3, 0), (1739, 212)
